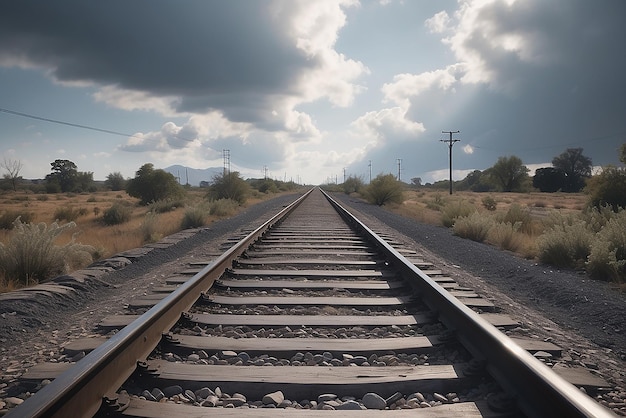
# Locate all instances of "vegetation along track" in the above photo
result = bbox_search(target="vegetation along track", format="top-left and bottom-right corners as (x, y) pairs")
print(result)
(6, 188), (614, 417)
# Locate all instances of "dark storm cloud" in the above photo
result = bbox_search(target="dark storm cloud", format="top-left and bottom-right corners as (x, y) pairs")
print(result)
(408, 0), (626, 178)
(0, 1), (310, 114)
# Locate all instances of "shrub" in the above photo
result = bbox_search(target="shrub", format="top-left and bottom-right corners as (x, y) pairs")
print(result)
(102, 203), (132, 225)
(139, 212), (161, 243)
(488, 222), (524, 252)
(497, 204), (533, 234)
(482, 196), (497, 211)
(0, 211), (35, 229)
(181, 205), (208, 229)
(148, 198), (185, 214)
(586, 166), (626, 211)
(53, 206), (84, 222)
(537, 220), (594, 268)
(343, 176), (365, 194)
(0, 219), (94, 286)
(441, 200), (474, 227)
(209, 198), (239, 217)
(364, 174), (404, 206)
(453, 212), (494, 242)
(206, 172), (249, 205)
(586, 210), (626, 282)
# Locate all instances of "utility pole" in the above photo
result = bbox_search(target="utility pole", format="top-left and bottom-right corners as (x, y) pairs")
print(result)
(368, 160), (372, 183)
(440, 131), (460, 195)
(397, 159), (402, 182)
(343, 167), (346, 183)
(222, 149), (231, 177)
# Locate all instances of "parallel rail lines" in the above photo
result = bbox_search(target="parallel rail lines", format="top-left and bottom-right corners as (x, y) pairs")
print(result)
(7, 188), (613, 417)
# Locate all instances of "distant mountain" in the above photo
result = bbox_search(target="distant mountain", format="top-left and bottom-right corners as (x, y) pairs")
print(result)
(163, 165), (223, 186)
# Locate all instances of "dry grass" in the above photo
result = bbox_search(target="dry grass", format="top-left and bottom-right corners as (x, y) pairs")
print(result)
(0, 188), (295, 292)
(391, 189), (588, 260)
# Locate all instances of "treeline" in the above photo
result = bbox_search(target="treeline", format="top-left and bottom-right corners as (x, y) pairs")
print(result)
(0, 159), (301, 203)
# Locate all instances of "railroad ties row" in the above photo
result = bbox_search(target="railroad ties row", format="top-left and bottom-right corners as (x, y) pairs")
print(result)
(17, 190), (610, 416)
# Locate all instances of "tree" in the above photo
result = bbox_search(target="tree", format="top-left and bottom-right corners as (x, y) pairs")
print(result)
(75, 171), (95, 192)
(552, 148), (592, 192)
(533, 167), (566, 192)
(206, 172), (249, 204)
(105, 172), (126, 191)
(586, 166), (626, 211)
(619, 142), (626, 164)
(126, 163), (184, 205)
(46, 159), (78, 192)
(1, 158), (23, 191)
(488, 156), (530, 192)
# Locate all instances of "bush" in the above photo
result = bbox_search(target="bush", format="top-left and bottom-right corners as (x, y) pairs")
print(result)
(102, 203), (132, 225)
(0, 210), (35, 229)
(181, 205), (208, 229)
(343, 176), (365, 194)
(0, 219), (94, 286)
(488, 222), (524, 252)
(586, 166), (626, 211)
(148, 198), (185, 214)
(53, 206), (85, 222)
(497, 204), (533, 234)
(139, 212), (161, 243)
(364, 174), (404, 206)
(441, 200), (475, 227)
(482, 196), (497, 211)
(537, 220), (594, 268)
(586, 210), (626, 282)
(207, 172), (249, 204)
(453, 212), (493, 242)
(209, 198), (239, 217)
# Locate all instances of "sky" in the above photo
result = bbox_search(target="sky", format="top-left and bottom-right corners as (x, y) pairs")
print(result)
(1, 0), (625, 185)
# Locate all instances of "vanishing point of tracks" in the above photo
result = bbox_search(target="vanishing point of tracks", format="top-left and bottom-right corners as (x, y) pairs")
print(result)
(7, 188), (614, 417)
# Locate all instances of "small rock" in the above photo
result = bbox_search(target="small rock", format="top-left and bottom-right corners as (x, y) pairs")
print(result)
(433, 393), (448, 402)
(263, 390), (284, 406)
(151, 388), (164, 401)
(141, 390), (156, 401)
(202, 395), (219, 407)
(5, 397), (23, 406)
(195, 387), (214, 400)
(163, 385), (183, 397)
(187, 353), (200, 362)
(362, 392), (386, 410)
(336, 400), (364, 410)
(317, 393), (337, 402)
(184, 389), (196, 402)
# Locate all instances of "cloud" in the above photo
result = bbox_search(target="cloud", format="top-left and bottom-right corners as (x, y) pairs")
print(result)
(425, 11), (451, 34)
(0, 0), (367, 143)
(351, 107), (425, 145)
(351, 0), (626, 182)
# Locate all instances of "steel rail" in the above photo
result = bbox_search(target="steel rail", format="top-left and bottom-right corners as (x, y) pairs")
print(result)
(7, 189), (314, 418)
(320, 189), (613, 418)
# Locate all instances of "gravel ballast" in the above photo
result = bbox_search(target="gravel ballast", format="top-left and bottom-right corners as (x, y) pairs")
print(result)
(1, 191), (625, 415)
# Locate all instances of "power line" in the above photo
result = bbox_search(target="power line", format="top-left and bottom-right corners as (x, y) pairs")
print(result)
(0, 106), (197, 143)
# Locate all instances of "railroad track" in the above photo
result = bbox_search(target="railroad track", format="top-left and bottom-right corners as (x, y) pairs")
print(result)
(6, 188), (614, 417)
